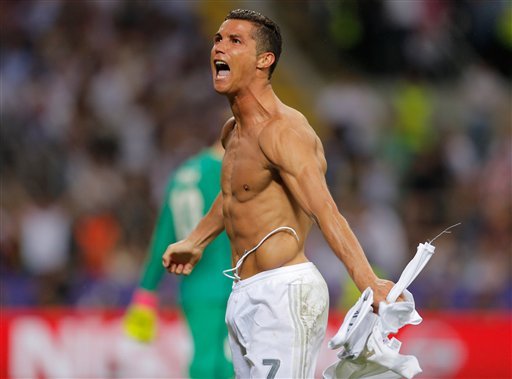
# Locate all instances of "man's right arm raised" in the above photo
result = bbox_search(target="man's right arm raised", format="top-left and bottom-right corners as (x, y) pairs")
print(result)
(162, 193), (225, 275)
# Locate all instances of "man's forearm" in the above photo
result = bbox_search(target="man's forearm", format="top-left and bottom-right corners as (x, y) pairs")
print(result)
(188, 193), (225, 249)
(317, 205), (378, 291)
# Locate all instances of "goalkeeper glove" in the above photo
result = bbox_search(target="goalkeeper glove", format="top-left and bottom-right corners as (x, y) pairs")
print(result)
(123, 289), (158, 343)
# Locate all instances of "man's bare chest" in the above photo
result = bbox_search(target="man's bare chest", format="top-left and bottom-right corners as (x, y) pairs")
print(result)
(221, 134), (275, 202)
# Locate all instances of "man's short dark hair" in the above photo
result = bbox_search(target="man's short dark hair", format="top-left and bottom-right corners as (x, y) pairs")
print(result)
(225, 9), (282, 78)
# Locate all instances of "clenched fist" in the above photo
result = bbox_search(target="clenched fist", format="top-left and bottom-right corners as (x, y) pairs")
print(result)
(162, 239), (203, 275)
(370, 278), (405, 313)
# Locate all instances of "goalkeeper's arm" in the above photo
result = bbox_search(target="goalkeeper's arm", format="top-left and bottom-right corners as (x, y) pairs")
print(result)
(123, 187), (176, 343)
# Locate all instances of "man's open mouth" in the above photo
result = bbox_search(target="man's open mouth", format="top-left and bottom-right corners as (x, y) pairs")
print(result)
(215, 60), (230, 77)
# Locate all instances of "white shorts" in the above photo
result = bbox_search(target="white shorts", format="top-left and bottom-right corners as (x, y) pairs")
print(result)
(225, 262), (329, 378)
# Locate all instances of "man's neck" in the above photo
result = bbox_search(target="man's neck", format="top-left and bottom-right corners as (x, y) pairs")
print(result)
(228, 82), (277, 127)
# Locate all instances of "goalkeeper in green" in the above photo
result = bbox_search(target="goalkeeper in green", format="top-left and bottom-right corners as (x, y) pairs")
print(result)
(123, 140), (233, 378)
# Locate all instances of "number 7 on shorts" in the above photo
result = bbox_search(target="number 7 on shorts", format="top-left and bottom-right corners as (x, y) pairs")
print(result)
(262, 359), (280, 379)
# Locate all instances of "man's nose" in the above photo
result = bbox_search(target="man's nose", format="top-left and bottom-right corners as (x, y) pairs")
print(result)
(213, 41), (226, 54)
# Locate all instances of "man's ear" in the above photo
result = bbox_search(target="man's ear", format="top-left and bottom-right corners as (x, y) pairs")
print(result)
(257, 52), (275, 71)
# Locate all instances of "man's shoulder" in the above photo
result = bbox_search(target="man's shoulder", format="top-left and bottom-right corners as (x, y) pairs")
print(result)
(259, 108), (314, 144)
(220, 117), (236, 148)
(257, 108), (320, 168)
(278, 105), (308, 126)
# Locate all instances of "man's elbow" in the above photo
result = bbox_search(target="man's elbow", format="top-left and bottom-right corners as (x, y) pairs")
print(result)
(310, 213), (320, 226)
(311, 201), (341, 228)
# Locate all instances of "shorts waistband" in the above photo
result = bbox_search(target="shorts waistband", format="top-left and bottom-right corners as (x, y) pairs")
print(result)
(231, 262), (315, 292)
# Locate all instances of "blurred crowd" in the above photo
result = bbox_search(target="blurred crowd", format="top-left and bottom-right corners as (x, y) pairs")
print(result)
(1, 0), (224, 307)
(280, 0), (511, 309)
(1, 0), (510, 310)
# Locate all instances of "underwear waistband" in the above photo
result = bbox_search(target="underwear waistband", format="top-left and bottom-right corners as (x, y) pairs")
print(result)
(231, 262), (315, 292)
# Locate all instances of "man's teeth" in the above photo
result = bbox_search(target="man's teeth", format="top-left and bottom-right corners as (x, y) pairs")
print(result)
(215, 61), (230, 77)
(215, 61), (229, 69)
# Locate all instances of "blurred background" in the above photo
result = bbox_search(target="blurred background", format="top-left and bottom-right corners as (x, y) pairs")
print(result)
(1, 0), (510, 378)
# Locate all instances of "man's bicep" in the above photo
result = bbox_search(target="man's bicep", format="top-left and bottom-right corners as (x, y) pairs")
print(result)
(260, 121), (332, 218)
(281, 163), (335, 223)
(261, 124), (323, 176)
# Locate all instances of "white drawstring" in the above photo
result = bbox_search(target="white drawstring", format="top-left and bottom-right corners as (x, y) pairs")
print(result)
(222, 226), (299, 281)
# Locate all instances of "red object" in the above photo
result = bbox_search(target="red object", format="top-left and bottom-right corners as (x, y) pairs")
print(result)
(1, 308), (510, 379)
(132, 288), (159, 309)
(74, 213), (121, 276)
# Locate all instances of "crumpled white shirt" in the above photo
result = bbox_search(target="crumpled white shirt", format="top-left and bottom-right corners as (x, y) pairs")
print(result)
(323, 242), (435, 379)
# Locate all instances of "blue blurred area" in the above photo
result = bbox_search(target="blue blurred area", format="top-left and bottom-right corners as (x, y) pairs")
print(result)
(1, 0), (510, 310)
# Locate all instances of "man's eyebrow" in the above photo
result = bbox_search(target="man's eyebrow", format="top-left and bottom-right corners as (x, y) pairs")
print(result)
(213, 33), (245, 41)
(213, 32), (242, 38)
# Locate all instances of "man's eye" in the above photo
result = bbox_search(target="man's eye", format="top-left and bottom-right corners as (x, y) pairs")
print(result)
(233, 39), (241, 44)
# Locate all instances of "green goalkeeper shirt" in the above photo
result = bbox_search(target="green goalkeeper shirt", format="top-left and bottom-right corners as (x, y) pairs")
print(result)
(139, 148), (232, 305)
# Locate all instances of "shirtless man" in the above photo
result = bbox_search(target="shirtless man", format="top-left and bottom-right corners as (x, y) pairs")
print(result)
(163, 9), (397, 378)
